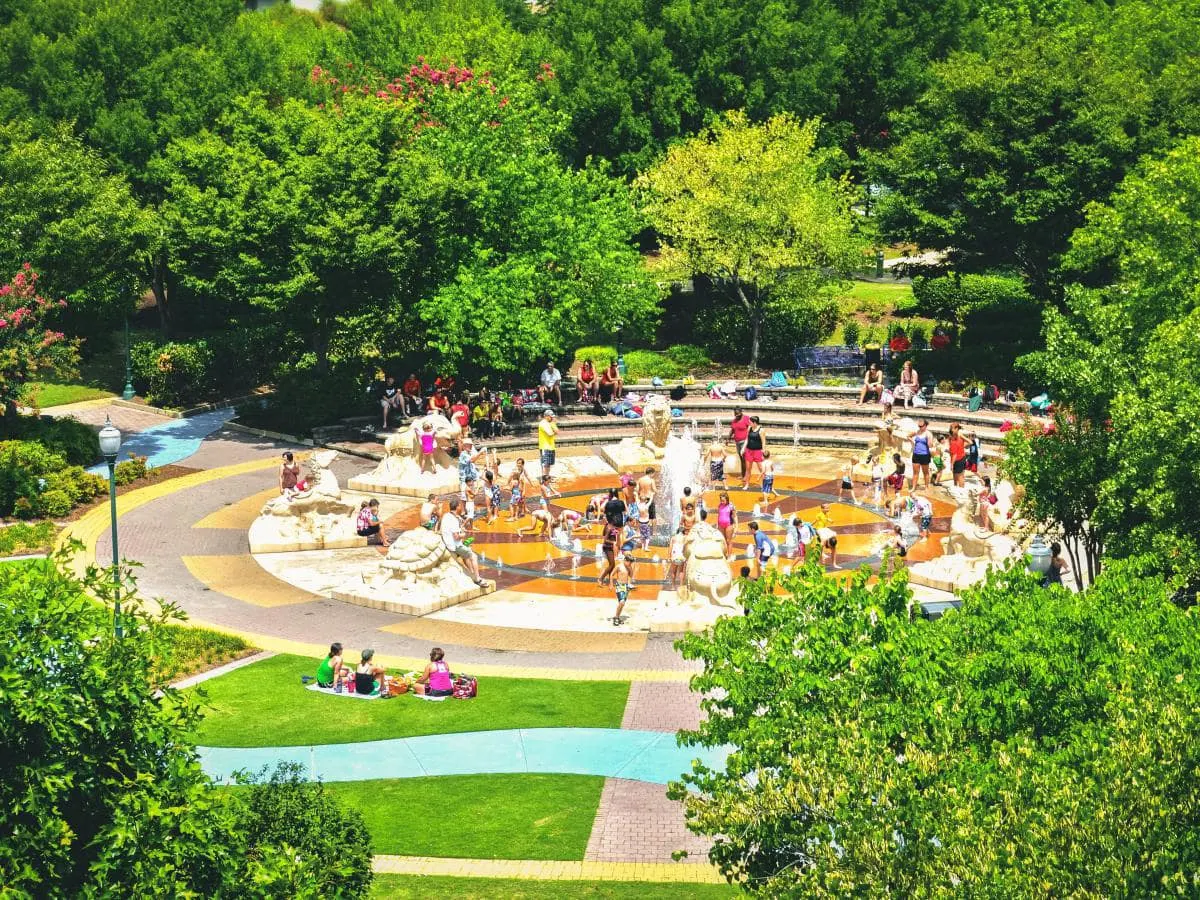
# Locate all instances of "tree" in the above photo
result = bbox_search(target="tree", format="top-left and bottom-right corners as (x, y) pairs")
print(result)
(1019, 137), (1200, 579)
(672, 560), (1200, 895)
(0, 123), (148, 337)
(638, 112), (861, 370)
(0, 553), (373, 896)
(0, 265), (78, 417)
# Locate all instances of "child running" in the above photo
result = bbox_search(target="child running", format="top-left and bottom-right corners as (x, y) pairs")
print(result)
(837, 457), (859, 503)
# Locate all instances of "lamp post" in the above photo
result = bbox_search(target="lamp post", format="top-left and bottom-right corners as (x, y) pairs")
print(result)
(121, 317), (135, 401)
(98, 416), (123, 637)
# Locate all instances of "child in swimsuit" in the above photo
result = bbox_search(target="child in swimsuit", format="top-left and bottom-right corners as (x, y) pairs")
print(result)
(706, 442), (727, 488)
(507, 458), (531, 521)
(667, 528), (686, 588)
(483, 470), (501, 523)
(419, 421), (436, 473)
(761, 452), (777, 502)
(612, 554), (631, 626)
(838, 458), (859, 503)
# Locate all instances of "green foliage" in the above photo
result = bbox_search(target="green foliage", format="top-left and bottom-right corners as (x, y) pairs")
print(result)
(234, 763), (373, 899)
(0, 437), (104, 519)
(910, 273), (1030, 321)
(237, 357), (374, 439)
(0, 553), (373, 896)
(0, 520), (57, 556)
(369, 875), (739, 899)
(130, 339), (214, 408)
(639, 112), (862, 369)
(0, 413), (99, 465)
(662, 343), (711, 372)
(113, 455), (149, 486)
(572, 345), (617, 368)
(840, 319), (860, 347)
(621, 350), (683, 380)
(151, 624), (250, 683)
(36, 488), (72, 518)
(693, 288), (840, 368)
(673, 559), (1200, 894)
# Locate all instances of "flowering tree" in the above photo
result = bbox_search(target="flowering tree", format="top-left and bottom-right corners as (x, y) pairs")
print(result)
(0, 264), (78, 415)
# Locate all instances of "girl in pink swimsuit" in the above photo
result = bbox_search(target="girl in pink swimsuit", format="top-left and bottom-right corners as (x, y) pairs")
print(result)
(716, 492), (737, 556)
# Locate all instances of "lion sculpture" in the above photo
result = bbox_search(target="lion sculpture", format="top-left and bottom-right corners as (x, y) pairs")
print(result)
(640, 395), (673, 457)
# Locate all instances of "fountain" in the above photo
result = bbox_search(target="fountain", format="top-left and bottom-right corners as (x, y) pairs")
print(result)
(793, 421), (800, 447)
(655, 427), (704, 542)
(543, 551), (555, 575)
(572, 538), (584, 555)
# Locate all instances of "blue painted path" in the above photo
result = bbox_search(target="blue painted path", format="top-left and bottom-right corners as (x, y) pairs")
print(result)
(199, 728), (730, 786)
(87, 408), (234, 474)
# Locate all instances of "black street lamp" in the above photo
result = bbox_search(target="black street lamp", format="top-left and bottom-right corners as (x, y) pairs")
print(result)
(614, 321), (625, 378)
(98, 416), (123, 637)
(122, 317), (135, 401)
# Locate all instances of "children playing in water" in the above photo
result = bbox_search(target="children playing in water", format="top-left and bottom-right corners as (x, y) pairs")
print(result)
(506, 458), (532, 521)
(705, 441), (728, 489)
(356, 498), (389, 547)
(418, 420), (437, 473)
(518, 504), (554, 538)
(760, 451), (777, 502)
(716, 491), (737, 556)
(483, 470), (501, 523)
(667, 527), (686, 588)
(611, 553), (631, 626)
(837, 457), (859, 503)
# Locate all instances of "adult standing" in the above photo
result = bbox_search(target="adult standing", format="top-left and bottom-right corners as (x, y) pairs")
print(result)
(440, 497), (486, 586)
(576, 358), (598, 402)
(858, 363), (884, 404)
(402, 373), (423, 417)
(741, 416), (765, 489)
(538, 408), (558, 475)
(603, 487), (626, 528)
(599, 360), (623, 403)
(379, 375), (404, 429)
(895, 360), (920, 408)
(948, 422), (967, 488)
(449, 394), (471, 437)
(728, 408), (751, 480)
(539, 361), (563, 406)
(910, 419), (932, 489)
(1043, 541), (1072, 588)
(427, 388), (450, 416)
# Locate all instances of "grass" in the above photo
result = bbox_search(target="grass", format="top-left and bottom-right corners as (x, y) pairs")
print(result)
(192, 654), (630, 747)
(369, 875), (738, 899)
(325, 774), (604, 860)
(0, 521), (59, 557)
(20, 381), (115, 408)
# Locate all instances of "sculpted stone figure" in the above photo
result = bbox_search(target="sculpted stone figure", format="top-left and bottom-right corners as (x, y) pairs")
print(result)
(348, 412), (463, 496)
(681, 522), (740, 608)
(251, 450), (363, 553)
(942, 485), (1017, 561)
(875, 415), (918, 460)
(640, 395), (673, 457)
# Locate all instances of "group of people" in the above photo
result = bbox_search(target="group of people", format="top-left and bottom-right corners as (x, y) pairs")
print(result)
(315, 643), (455, 697)
(859, 359), (924, 408)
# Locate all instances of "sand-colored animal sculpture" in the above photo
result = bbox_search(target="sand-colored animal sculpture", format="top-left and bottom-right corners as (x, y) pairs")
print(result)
(875, 416), (919, 460)
(382, 412), (461, 468)
(942, 485), (1018, 562)
(261, 449), (355, 518)
(681, 522), (739, 608)
(641, 395), (673, 457)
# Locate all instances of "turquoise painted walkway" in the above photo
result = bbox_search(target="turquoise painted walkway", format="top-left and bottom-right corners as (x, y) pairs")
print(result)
(199, 728), (730, 786)
(87, 408), (234, 474)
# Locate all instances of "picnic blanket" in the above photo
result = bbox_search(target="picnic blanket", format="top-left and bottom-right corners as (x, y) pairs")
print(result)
(306, 682), (380, 700)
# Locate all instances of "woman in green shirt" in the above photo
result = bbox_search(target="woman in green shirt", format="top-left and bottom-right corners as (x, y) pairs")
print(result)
(316, 642), (345, 689)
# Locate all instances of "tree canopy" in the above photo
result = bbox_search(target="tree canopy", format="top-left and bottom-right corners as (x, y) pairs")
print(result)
(673, 561), (1200, 894)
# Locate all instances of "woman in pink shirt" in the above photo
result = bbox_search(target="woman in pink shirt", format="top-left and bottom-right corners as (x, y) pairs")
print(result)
(414, 647), (454, 697)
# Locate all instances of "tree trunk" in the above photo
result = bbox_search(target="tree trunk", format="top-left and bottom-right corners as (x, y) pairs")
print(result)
(733, 278), (761, 371)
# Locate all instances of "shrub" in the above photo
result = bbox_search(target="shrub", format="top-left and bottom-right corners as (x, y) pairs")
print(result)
(842, 320), (860, 347)
(0, 415), (98, 466)
(664, 344), (712, 371)
(572, 345), (618, 370)
(912, 273), (1031, 321)
(38, 489), (72, 518)
(0, 521), (57, 555)
(131, 340), (215, 408)
(909, 323), (929, 348)
(622, 350), (684, 380)
(694, 292), (840, 368)
(206, 327), (296, 397)
(43, 467), (104, 505)
(0, 440), (65, 517)
(237, 357), (373, 438)
(114, 456), (149, 486)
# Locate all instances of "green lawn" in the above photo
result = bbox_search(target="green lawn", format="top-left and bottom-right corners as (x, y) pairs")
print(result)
(20, 381), (115, 408)
(326, 774), (603, 859)
(370, 875), (739, 899)
(192, 654), (630, 747)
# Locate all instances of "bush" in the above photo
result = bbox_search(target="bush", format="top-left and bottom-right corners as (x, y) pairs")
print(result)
(663, 344), (712, 371)
(572, 345), (618, 370)
(694, 291), (840, 368)
(37, 489), (72, 518)
(622, 350), (684, 380)
(43, 467), (105, 505)
(237, 357), (373, 438)
(206, 327), (296, 397)
(909, 323), (929, 348)
(0, 440), (65, 517)
(131, 340), (215, 408)
(0, 415), (98, 466)
(842, 320), (860, 347)
(912, 273), (1031, 321)
(114, 455), (149, 486)
(0, 521), (57, 555)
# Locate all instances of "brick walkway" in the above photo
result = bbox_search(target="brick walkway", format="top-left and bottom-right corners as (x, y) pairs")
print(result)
(584, 778), (713, 863)
(48, 401), (175, 433)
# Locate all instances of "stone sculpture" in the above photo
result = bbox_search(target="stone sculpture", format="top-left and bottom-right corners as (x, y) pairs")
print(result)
(648, 522), (741, 632)
(250, 450), (363, 553)
(875, 415), (919, 460)
(331, 527), (491, 616)
(347, 412), (463, 497)
(640, 395), (673, 457)
(907, 484), (1020, 593)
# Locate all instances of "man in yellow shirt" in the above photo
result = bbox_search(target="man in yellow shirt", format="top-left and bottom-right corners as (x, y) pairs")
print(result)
(538, 408), (558, 475)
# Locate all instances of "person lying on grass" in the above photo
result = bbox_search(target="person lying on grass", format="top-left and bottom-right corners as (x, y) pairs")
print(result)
(413, 647), (454, 697)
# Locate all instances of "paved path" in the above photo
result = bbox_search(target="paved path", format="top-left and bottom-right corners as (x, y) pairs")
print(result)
(85, 408), (234, 473)
(199, 728), (728, 786)
(372, 855), (727, 883)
